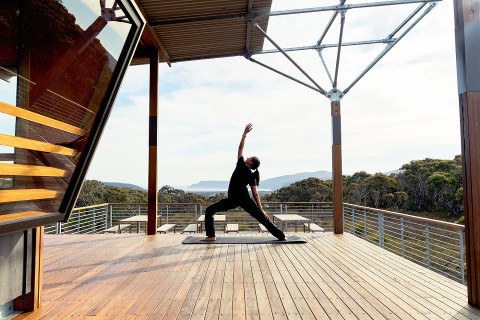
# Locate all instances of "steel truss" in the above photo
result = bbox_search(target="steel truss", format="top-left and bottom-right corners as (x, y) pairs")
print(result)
(244, 0), (439, 101)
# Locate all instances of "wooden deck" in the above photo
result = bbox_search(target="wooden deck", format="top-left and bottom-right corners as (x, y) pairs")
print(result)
(14, 232), (480, 320)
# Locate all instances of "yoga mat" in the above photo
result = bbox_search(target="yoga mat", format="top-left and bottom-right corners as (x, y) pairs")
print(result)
(182, 234), (306, 244)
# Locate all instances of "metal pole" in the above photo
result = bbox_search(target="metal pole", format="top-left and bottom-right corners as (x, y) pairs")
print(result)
(246, 56), (324, 94)
(317, 49), (334, 86)
(379, 212), (384, 248)
(109, 204), (112, 228)
(426, 223), (430, 268)
(364, 209), (367, 240)
(105, 205), (108, 230)
(77, 211), (80, 234)
(352, 207), (355, 233)
(333, 11), (346, 88)
(387, 2), (427, 39)
(460, 229), (465, 285)
(92, 210), (96, 234)
(401, 217), (405, 258)
(166, 205), (169, 224)
(251, 22), (327, 95)
(317, 0), (347, 45)
(343, 2), (437, 94)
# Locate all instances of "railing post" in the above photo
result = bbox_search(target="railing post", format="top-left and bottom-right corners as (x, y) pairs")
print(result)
(280, 203), (283, 214)
(460, 229), (465, 285)
(105, 205), (108, 230)
(109, 205), (113, 228)
(426, 223), (430, 268)
(92, 210), (96, 234)
(139, 204), (141, 215)
(352, 207), (355, 233)
(166, 205), (169, 224)
(379, 211), (384, 248)
(364, 209), (367, 240)
(401, 217), (405, 258)
(195, 205), (198, 225)
(77, 211), (80, 234)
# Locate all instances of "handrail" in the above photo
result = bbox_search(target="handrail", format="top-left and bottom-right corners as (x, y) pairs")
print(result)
(343, 203), (464, 230)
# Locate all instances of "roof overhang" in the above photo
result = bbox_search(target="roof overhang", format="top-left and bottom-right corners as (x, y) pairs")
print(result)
(131, 0), (273, 65)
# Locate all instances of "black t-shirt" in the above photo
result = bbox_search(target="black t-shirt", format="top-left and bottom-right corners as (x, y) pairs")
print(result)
(228, 156), (257, 198)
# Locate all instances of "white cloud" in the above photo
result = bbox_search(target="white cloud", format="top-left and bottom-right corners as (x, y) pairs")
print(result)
(87, 0), (460, 189)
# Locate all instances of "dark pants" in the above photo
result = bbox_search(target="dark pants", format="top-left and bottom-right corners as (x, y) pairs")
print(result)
(205, 197), (285, 240)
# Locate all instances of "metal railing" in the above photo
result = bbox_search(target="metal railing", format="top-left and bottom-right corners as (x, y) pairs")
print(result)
(44, 202), (465, 284)
(343, 203), (465, 284)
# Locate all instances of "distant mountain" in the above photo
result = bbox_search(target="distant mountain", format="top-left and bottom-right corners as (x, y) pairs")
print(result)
(102, 182), (146, 191)
(187, 171), (333, 191)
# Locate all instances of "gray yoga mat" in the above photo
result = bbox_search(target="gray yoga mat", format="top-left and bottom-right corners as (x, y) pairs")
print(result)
(182, 234), (306, 244)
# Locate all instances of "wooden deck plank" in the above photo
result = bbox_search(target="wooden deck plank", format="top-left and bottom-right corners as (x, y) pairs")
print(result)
(300, 234), (422, 320)
(314, 233), (475, 320)
(248, 244), (275, 320)
(13, 233), (476, 320)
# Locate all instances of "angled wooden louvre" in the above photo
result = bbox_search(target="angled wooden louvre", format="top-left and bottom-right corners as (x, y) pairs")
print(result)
(0, 189), (59, 203)
(0, 163), (66, 177)
(0, 133), (77, 156)
(0, 101), (87, 135)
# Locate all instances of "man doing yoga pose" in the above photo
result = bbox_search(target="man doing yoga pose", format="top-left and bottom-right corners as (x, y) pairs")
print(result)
(201, 123), (286, 241)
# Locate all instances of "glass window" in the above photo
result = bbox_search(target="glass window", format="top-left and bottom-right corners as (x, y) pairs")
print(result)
(0, 0), (143, 226)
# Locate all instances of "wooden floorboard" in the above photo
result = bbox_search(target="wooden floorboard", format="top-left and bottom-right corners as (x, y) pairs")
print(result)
(13, 232), (477, 320)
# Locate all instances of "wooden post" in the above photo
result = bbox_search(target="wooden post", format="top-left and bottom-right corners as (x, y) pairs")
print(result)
(454, 0), (480, 307)
(331, 101), (343, 234)
(147, 48), (159, 235)
(13, 226), (44, 311)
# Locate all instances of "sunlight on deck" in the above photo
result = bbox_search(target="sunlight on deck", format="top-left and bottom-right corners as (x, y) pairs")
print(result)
(14, 233), (478, 320)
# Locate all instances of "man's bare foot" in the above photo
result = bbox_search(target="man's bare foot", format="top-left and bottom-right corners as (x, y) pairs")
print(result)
(200, 237), (216, 242)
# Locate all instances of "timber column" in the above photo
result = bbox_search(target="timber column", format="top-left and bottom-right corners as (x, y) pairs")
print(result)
(331, 100), (343, 234)
(455, 0), (480, 307)
(148, 48), (159, 235)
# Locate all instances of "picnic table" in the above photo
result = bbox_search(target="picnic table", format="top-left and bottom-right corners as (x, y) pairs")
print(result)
(196, 214), (226, 233)
(273, 214), (310, 232)
(118, 215), (148, 234)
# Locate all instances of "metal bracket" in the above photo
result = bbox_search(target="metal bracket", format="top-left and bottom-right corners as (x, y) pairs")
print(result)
(327, 89), (344, 101)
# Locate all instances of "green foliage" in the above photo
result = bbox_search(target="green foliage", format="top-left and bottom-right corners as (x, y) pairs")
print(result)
(455, 216), (465, 225)
(263, 178), (332, 202)
(77, 181), (211, 207)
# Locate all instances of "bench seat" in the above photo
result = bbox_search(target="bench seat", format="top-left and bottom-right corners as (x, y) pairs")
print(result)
(226, 223), (239, 233)
(157, 224), (176, 234)
(182, 224), (197, 233)
(103, 225), (129, 234)
(304, 223), (325, 232)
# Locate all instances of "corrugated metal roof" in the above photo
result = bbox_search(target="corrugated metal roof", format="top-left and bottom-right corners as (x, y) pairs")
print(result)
(132, 0), (272, 65)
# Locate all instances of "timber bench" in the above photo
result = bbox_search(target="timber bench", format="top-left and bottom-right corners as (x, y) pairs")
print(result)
(157, 224), (176, 234)
(103, 225), (129, 234)
(182, 224), (197, 233)
(226, 223), (239, 233)
(304, 223), (325, 233)
(258, 224), (268, 233)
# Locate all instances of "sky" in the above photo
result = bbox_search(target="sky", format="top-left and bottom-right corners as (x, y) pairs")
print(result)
(85, 0), (460, 190)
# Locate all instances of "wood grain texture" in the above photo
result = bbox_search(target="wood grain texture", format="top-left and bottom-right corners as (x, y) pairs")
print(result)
(0, 163), (66, 177)
(0, 189), (58, 203)
(0, 133), (77, 156)
(12, 233), (475, 319)
(0, 101), (86, 135)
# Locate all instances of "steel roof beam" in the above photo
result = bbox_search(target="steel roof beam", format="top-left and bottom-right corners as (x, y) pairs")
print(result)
(333, 11), (346, 88)
(252, 22), (327, 95)
(317, 0), (347, 46)
(149, 0), (439, 26)
(343, 2), (437, 94)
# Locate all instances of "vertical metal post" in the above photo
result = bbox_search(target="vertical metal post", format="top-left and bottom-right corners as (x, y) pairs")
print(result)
(426, 223), (430, 268)
(109, 205), (112, 228)
(332, 100), (343, 234)
(454, 0), (480, 306)
(92, 210), (96, 234)
(148, 48), (159, 235)
(460, 229), (465, 285)
(166, 205), (169, 224)
(195, 205), (198, 225)
(364, 209), (367, 240)
(105, 205), (108, 230)
(401, 217), (405, 258)
(352, 207), (355, 233)
(77, 211), (80, 234)
(280, 203), (283, 214)
(379, 211), (384, 248)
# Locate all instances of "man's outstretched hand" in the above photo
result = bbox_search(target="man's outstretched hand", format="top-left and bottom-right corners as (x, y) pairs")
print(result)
(243, 123), (253, 136)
